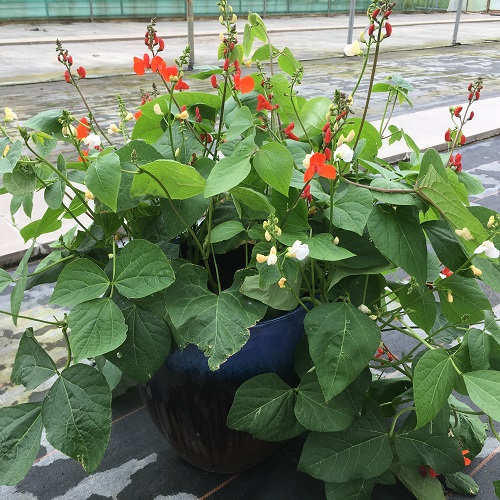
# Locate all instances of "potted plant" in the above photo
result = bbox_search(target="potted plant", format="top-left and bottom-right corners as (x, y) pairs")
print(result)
(1, 0), (500, 497)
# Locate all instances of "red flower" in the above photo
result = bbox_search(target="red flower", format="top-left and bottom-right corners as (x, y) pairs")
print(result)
(444, 129), (451, 142)
(257, 94), (274, 111)
(174, 78), (190, 91)
(64, 70), (71, 83)
(462, 450), (471, 466)
(76, 117), (90, 139)
(158, 38), (165, 52)
(460, 133), (466, 145)
(441, 267), (453, 278)
(223, 58), (230, 71)
(133, 54), (151, 75)
(324, 127), (332, 144)
(233, 73), (254, 94)
(300, 184), (312, 203)
(303, 152), (337, 182)
(454, 106), (463, 117)
(200, 133), (213, 143)
(160, 65), (178, 81)
(284, 122), (300, 141)
(419, 465), (438, 478)
(77, 66), (86, 79)
(211, 74), (218, 88)
(375, 347), (384, 358)
(150, 55), (164, 73)
(134, 110), (142, 119)
(78, 150), (89, 162)
(385, 22), (392, 38)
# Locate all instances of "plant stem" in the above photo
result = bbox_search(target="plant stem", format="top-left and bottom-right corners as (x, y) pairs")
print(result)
(341, 175), (416, 194)
(62, 322), (72, 370)
(27, 255), (74, 277)
(389, 406), (415, 437)
(0, 309), (61, 326)
(489, 416), (500, 443)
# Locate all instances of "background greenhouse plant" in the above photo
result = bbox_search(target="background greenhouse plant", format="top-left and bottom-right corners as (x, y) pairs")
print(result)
(1, 1), (500, 498)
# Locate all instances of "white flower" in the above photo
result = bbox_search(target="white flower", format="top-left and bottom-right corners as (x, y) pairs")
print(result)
(287, 240), (309, 261)
(267, 246), (278, 266)
(4, 107), (18, 122)
(108, 123), (120, 134)
(344, 40), (362, 57)
(61, 124), (76, 137)
(125, 112), (135, 121)
(302, 153), (313, 169)
(455, 227), (474, 241)
(488, 215), (496, 228)
(334, 143), (354, 163)
(358, 304), (371, 314)
(474, 240), (500, 259)
(153, 103), (163, 116)
(83, 133), (101, 149)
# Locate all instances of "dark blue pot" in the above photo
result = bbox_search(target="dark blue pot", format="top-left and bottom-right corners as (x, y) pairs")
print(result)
(140, 306), (306, 473)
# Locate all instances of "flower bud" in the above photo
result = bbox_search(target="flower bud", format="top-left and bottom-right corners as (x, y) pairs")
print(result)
(455, 227), (474, 241)
(77, 66), (86, 79)
(453, 106), (463, 117)
(384, 22), (392, 38)
(444, 129), (451, 142)
(211, 74), (218, 88)
(256, 253), (268, 264)
(85, 190), (95, 201)
(278, 277), (287, 289)
(153, 103), (163, 115)
(231, 14), (237, 23)
(265, 230), (272, 241)
(487, 215), (496, 228)
(470, 265), (482, 277)
(358, 304), (371, 314)
(333, 236), (340, 245)
(219, 15), (224, 24)
(64, 70), (71, 83)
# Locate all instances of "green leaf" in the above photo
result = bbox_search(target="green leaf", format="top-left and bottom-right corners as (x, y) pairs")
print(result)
(68, 298), (128, 362)
(85, 153), (121, 212)
(159, 195), (210, 241)
(42, 364), (111, 473)
(463, 370), (500, 421)
(396, 282), (437, 333)
(448, 396), (486, 458)
(467, 328), (491, 371)
(11, 328), (57, 390)
(204, 157), (252, 198)
(330, 184), (373, 235)
(416, 162), (489, 254)
(0, 403), (43, 485)
(164, 262), (266, 370)
(24, 109), (63, 134)
(226, 106), (254, 140)
(11, 243), (34, 326)
(3, 164), (37, 197)
(0, 139), (22, 174)
(444, 471), (479, 496)
(230, 186), (274, 214)
(131, 159), (206, 200)
(414, 349), (458, 428)
(393, 464), (445, 500)
(494, 479), (500, 499)
(227, 373), (304, 441)
(305, 302), (381, 401)
(113, 239), (175, 299)
(367, 205), (428, 287)
(341, 119), (382, 160)
(423, 220), (469, 271)
(370, 178), (422, 206)
(209, 220), (246, 244)
(437, 275), (491, 325)
(304, 233), (355, 262)
(50, 258), (110, 306)
(19, 207), (63, 242)
(298, 97), (332, 136)
(325, 480), (375, 500)
(278, 47), (301, 76)
(253, 142), (294, 196)
(240, 273), (299, 311)
(95, 356), (122, 390)
(395, 428), (464, 474)
(295, 370), (355, 432)
(107, 305), (171, 383)
(298, 411), (392, 482)
(0, 268), (13, 293)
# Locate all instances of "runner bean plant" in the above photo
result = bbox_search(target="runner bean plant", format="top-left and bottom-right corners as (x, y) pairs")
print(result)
(1, 1), (500, 497)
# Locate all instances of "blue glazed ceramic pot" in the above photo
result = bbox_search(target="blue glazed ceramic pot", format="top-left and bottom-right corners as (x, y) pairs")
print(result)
(140, 306), (306, 473)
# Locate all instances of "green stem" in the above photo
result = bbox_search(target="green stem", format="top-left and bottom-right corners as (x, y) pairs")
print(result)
(0, 309), (61, 326)
(389, 406), (415, 437)
(341, 175), (416, 194)
(353, 30), (382, 155)
(450, 405), (484, 416)
(27, 255), (74, 277)
(350, 41), (373, 98)
(110, 240), (117, 297)
(489, 416), (500, 443)
(62, 322), (72, 370)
